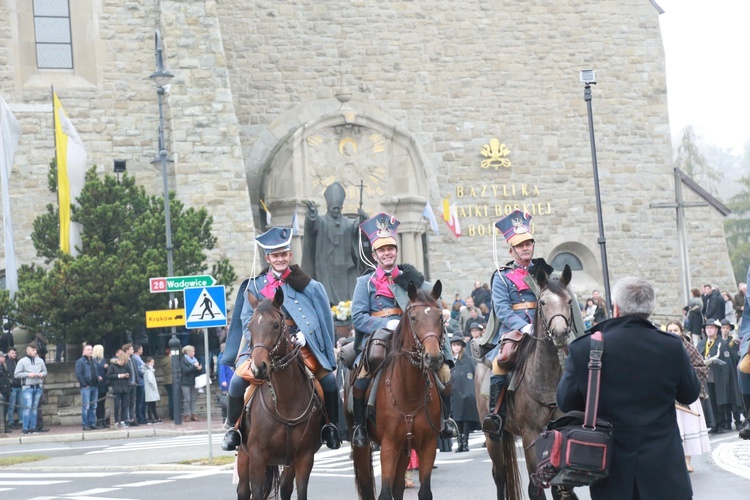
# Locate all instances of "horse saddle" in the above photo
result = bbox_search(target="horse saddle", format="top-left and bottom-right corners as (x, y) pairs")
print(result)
(495, 329), (526, 371)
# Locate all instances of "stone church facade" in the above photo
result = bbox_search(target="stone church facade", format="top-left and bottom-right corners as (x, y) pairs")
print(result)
(1, 0), (736, 318)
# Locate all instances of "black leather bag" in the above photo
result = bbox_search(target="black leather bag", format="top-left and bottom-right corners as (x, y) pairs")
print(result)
(532, 332), (612, 488)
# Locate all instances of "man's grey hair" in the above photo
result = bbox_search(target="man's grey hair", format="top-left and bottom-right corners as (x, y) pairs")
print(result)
(612, 276), (655, 319)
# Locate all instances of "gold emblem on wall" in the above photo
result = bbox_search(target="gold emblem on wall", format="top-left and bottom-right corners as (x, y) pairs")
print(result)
(480, 138), (511, 169)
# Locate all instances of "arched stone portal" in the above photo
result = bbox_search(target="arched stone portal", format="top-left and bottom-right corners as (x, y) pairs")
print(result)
(246, 98), (437, 273)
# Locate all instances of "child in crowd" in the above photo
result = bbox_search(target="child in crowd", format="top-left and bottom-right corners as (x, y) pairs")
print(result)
(143, 357), (162, 424)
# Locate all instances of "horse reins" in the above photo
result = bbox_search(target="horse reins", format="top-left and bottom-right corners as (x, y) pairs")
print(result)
(401, 303), (445, 370)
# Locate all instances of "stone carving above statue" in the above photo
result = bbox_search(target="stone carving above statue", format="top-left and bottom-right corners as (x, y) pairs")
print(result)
(305, 125), (389, 212)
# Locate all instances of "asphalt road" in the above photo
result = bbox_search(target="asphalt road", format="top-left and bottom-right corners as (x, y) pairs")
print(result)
(4, 432), (749, 499)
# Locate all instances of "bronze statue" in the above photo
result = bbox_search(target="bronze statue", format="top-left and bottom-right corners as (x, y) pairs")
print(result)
(301, 182), (364, 306)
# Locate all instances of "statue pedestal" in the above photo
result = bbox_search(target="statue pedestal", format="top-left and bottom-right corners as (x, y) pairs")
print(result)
(334, 320), (353, 341)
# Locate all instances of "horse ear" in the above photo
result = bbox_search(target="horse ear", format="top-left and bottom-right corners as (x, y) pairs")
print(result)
(431, 280), (442, 302)
(273, 286), (285, 308)
(247, 291), (259, 309)
(561, 264), (572, 287)
(537, 267), (549, 289)
(408, 281), (418, 301)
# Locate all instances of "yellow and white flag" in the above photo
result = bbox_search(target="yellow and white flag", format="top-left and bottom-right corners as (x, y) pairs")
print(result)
(53, 92), (87, 256)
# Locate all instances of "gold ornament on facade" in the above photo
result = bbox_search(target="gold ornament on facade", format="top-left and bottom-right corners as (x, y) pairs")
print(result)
(480, 138), (511, 169)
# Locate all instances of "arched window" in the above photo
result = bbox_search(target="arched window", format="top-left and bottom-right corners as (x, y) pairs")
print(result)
(551, 252), (583, 271)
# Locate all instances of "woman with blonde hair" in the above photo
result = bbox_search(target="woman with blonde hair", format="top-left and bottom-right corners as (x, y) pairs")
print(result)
(106, 352), (131, 428)
(92, 345), (109, 428)
(180, 345), (202, 421)
(666, 321), (711, 472)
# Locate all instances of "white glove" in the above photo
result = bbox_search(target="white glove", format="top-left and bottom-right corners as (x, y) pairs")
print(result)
(705, 356), (726, 366)
(521, 324), (533, 335)
(386, 319), (400, 331)
(293, 332), (307, 347)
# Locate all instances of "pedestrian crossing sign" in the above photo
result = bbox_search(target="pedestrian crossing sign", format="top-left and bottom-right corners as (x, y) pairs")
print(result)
(183, 285), (227, 328)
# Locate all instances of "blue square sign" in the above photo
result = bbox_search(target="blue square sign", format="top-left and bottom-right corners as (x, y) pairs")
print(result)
(183, 285), (227, 328)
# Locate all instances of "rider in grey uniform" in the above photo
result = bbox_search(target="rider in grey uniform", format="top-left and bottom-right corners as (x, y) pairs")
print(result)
(221, 227), (340, 451)
(349, 212), (457, 448)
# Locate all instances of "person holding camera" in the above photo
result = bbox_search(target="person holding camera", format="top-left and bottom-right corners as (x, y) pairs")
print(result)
(556, 276), (700, 500)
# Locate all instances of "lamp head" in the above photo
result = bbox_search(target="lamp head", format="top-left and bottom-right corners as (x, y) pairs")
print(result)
(150, 30), (174, 88)
(580, 69), (596, 84)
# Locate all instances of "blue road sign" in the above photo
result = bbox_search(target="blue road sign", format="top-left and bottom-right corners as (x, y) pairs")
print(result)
(184, 285), (227, 329)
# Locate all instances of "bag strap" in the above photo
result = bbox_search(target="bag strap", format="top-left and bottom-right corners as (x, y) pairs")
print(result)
(584, 331), (604, 428)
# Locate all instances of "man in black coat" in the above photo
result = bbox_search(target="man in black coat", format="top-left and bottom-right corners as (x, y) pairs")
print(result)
(557, 276), (700, 500)
(702, 284), (725, 321)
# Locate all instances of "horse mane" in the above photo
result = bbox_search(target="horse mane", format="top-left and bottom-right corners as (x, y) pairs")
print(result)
(254, 297), (279, 316)
(383, 288), (437, 368)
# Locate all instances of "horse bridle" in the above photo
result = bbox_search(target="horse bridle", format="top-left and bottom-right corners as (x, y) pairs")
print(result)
(402, 302), (445, 369)
(249, 311), (301, 372)
(535, 290), (573, 347)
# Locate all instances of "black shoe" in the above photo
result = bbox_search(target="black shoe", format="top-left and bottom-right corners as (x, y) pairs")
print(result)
(128, 421), (140, 427)
(83, 425), (94, 431)
(482, 413), (504, 438)
(21, 430), (30, 435)
(441, 417), (459, 439)
(739, 421), (750, 440)
(351, 395), (369, 448)
(221, 428), (241, 451)
(35, 428), (50, 433)
(321, 424), (341, 450)
(708, 427), (723, 434)
(352, 425), (368, 448)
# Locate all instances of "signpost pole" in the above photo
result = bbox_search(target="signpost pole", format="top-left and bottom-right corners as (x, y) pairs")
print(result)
(204, 328), (213, 461)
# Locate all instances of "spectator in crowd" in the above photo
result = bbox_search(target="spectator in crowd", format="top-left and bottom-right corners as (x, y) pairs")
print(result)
(478, 302), (491, 324)
(92, 345), (108, 429)
(442, 309), (461, 337)
(462, 306), (482, 335)
(583, 298), (596, 330)
(471, 281), (492, 310)
(452, 293), (466, 310)
(4, 347), (21, 429)
(217, 343), (234, 421)
(159, 347), (174, 420)
(734, 282), (746, 327)
(666, 321), (711, 472)
(75, 344), (100, 430)
(208, 327), (222, 378)
(143, 357), (162, 424)
(180, 345), (202, 422)
(702, 284), (725, 321)
(121, 344), (138, 426)
(0, 325), (13, 354)
(723, 291), (737, 325)
(466, 322), (484, 345)
(592, 295), (607, 325)
(557, 276), (700, 500)
(449, 334), (480, 452)
(107, 352), (131, 428)
(14, 343), (47, 435)
(132, 344), (147, 425)
(685, 288), (704, 345)
(0, 351), (11, 433)
(450, 301), (462, 322)
(697, 319), (743, 432)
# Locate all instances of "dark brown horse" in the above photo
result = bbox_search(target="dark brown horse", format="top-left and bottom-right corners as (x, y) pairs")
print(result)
(236, 287), (324, 500)
(349, 280), (444, 500)
(481, 265), (579, 500)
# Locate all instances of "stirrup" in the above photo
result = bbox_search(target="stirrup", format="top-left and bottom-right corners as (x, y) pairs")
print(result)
(221, 428), (242, 451)
(482, 413), (503, 441)
(321, 423), (341, 450)
(441, 417), (459, 439)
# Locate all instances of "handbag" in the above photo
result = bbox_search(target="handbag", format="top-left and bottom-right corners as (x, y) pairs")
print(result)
(531, 331), (613, 489)
(194, 373), (211, 389)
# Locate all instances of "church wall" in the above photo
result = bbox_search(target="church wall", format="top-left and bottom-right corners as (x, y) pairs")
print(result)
(216, 0), (736, 315)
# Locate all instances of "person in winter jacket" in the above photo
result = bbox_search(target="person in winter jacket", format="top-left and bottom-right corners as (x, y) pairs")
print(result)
(143, 357), (162, 423)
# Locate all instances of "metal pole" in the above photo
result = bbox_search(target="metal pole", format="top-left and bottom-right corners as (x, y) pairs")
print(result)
(203, 328), (213, 461)
(584, 82), (613, 315)
(153, 33), (182, 425)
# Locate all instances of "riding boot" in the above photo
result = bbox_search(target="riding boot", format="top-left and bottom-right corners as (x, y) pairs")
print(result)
(482, 375), (506, 438)
(440, 392), (459, 439)
(321, 389), (342, 450)
(221, 394), (244, 451)
(351, 390), (369, 448)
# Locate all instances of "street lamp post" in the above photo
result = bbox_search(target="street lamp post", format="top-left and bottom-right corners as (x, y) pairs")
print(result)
(150, 29), (182, 425)
(581, 69), (612, 315)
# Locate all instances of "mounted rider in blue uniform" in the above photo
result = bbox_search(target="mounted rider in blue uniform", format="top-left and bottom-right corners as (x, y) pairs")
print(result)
(221, 226), (341, 451)
(349, 212), (458, 448)
(481, 210), (584, 436)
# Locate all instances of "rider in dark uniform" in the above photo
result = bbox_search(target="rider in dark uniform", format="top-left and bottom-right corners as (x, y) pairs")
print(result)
(481, 210), (583, 436)
(349, 212), (457, 448)
(221, 227), (341, 451)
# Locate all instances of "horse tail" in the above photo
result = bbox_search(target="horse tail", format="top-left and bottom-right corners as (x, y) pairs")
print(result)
(501, 430), (522, 500)
(262, 465), (280, 500)
(352, 445), (376, 500)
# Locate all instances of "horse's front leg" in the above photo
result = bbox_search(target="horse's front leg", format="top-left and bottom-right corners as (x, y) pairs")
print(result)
(377, 439), (399, 500)
(293, 452), (315, 500)
(279, 464), (295, 500)
(392, 447), (410, 500)
(486, 434), (506, 500)
(236, 450), (251, 500)
(416, 437), (437, 500)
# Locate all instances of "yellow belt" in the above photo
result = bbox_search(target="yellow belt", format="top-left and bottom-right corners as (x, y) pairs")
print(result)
(511, 301), (537, 311)
(371, 308), (403, 318)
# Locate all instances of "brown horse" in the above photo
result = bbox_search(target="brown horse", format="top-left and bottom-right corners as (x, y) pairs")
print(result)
(236, 287), (324, 500)
(349, 280), (445, 500)
(481, 265), (579, 500)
